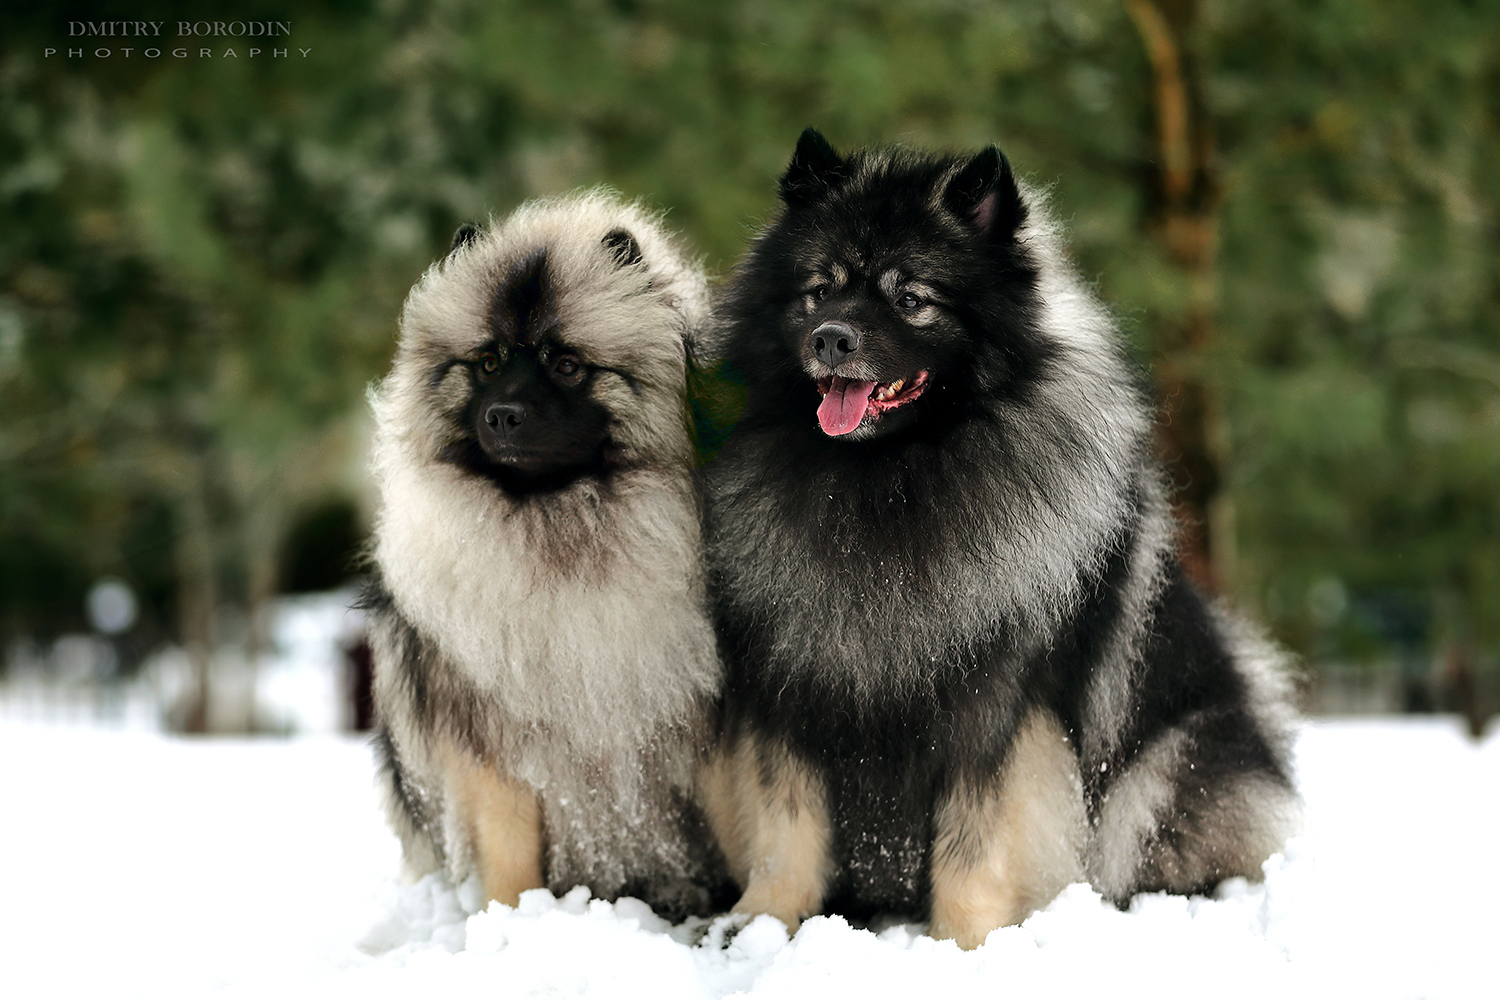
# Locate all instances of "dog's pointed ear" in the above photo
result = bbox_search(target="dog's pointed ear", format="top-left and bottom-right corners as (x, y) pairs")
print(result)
(602, 227), (644, 268)
(450, 222), (481, 253)
(779, 128), (848, 206)
(944, 146), (1026, 240)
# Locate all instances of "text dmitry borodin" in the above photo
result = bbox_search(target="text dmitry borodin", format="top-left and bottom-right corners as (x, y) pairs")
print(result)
(66, 22), (293, 37)
(49, 21), (308, 60)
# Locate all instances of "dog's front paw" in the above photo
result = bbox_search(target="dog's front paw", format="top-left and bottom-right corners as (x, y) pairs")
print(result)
(697, 909), (796, 953)
(695, 910), (755, 949)
(645, 878), (714, 925)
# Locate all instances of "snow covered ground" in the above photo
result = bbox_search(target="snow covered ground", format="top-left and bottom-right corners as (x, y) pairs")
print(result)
(3, 716), (1495, 1000)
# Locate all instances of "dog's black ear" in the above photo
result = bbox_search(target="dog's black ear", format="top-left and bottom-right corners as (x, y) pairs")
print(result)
(944, 146), (1026, 241)
(779, 128), (848, 206)
(602, 228), (644, 268)
(450, 222), (481, 253)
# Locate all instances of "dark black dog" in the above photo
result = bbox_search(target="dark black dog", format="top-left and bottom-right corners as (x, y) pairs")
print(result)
(700, 130), (1300, 948)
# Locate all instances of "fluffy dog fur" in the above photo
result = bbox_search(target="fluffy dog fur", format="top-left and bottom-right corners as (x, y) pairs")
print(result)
(701, 130), (1300, 948)
(364, 191), (725, 917)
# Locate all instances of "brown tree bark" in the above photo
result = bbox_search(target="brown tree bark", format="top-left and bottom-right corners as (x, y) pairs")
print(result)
(1124, 0), (1230, 593)
(175, 456), (216, 734)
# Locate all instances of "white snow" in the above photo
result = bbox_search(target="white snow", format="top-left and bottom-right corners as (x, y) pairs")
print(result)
(1, 589), (364, 735)
(2, 716), (1496, 999)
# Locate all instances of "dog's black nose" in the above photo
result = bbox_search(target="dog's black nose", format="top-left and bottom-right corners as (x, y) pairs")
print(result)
(811, 322), (861, 369)
(484, 402), (526, 435)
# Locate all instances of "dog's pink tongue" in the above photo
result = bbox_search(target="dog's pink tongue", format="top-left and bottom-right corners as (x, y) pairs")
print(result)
(817, 376), (877, 436)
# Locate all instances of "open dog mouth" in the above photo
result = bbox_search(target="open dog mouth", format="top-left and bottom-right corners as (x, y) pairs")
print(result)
(815, 370), (930, 436)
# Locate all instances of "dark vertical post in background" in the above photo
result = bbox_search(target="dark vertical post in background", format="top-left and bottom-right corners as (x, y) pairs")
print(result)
(1125, 0), (1228, 593)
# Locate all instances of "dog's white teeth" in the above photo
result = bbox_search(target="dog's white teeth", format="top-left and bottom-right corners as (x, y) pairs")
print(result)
(889, 379), (905, 394)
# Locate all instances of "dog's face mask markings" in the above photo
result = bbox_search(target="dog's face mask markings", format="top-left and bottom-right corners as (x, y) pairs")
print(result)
(435, 240), (636, 496)
(772, 130), (1034, 442)
(796, 263), (940, 439)
(465, 337), (609, 480)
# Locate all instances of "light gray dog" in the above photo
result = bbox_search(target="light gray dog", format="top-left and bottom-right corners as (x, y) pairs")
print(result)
(363, 191), (723, 919)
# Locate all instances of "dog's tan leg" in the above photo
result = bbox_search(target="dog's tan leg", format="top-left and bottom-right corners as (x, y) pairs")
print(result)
(441, 740), (544, 906)
(929, 709), (1087, 949)
(701, 732), (831, 933)
(698, 744), (750, 887)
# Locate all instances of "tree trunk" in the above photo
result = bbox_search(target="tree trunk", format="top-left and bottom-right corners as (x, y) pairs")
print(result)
(1124, 0), (1230, 593)
(175, 455), (217, 734)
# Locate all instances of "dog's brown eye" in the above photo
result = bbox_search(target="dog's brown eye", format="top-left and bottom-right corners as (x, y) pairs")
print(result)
(896, 292), (923, 311)
(554, 356), (582, 378)
(479, 352), (501, 374)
